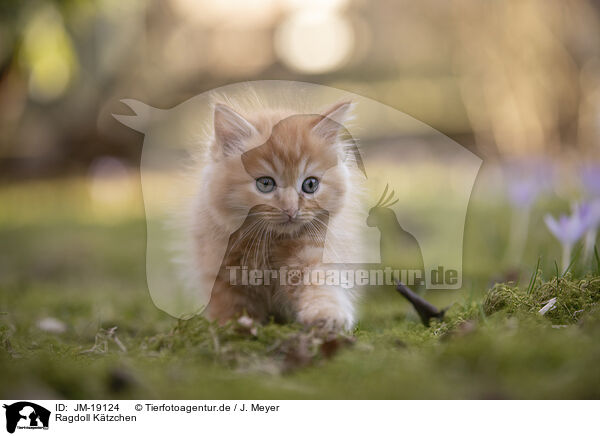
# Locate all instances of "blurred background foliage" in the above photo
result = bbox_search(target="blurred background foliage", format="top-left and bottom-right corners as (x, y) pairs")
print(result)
(2, 0), (600, 399)
(1, 0), (600, 180)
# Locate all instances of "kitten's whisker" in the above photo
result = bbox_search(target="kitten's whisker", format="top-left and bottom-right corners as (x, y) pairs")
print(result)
(259, 221), (271, 268)
(235, 220), (261, 242)
(305, 221), (325, 245)
(266, 227), (273, 268)
(230, 218), (265, 252)
(306, 220), (344, 261)
(310, 217), (344, 260)
(244, 221), (263, 267)
(259, 226), (269, 269)
(249, 220), (268, 268)
(241, 220), (265, 266)
(305, 222), (324, 244)
(255, 222), (268, 268)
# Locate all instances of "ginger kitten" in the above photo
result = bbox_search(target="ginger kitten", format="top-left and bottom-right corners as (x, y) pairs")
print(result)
(189, 99), (364, 330)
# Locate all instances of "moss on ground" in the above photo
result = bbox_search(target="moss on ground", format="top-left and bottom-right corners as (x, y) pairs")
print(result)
(1, 180), (600, 399)
(484, 274), (600, 325)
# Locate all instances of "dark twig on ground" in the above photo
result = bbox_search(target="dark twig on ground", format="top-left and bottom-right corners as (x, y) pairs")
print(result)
(395, 281), (446, 326)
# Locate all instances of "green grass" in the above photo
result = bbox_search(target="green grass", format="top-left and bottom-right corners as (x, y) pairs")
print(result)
(0, 178), (599, 399)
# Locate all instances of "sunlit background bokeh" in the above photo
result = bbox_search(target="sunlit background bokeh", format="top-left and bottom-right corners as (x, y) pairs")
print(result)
(2, 0), (600, 173)
(2, 0), (600, 276)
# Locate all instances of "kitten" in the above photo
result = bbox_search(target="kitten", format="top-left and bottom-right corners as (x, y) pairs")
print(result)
(187, 99), (364, 331)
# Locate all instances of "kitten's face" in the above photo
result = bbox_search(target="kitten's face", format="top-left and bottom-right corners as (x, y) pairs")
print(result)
(207, 103), (351, 236)
(240, 115), (347, 235)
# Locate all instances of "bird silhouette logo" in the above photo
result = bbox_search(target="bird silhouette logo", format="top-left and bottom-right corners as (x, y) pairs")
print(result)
(367, 183), (424, 286)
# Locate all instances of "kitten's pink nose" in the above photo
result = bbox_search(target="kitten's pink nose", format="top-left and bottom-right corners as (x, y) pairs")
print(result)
(283, 207), (298, 220)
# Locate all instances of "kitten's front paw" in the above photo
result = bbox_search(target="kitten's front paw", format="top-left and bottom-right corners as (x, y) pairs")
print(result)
(296, 306), (355, 332)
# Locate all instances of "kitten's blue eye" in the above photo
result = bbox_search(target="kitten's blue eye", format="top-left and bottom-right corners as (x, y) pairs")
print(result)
(302, 177), (319, 194)
(256, 176), (276, 193)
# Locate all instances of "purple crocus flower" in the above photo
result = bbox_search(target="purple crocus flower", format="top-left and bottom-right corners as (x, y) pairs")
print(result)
(577, 201), (600, 230)
(503, 159), (554, 266)
(577, 200), (600, 262)
(544, 212), (587, 247)
(507, 178), (543, 208)
(545, 202), (600, 272)
(581, 165), (600, 198)
(504, 159), (554, 208)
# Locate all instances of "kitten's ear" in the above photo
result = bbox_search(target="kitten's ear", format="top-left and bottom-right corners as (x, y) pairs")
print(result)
(312, 101), (353, 143)
(214, 103), (258, 155)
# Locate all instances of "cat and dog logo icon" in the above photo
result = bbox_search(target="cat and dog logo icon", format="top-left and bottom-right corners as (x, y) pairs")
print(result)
(2, 402), (50, 433)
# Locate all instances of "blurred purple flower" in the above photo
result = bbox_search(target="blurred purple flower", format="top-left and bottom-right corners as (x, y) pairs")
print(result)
(507, 178), (543, 208)
(545, 202), (600, 272)
(578, 200), (600, 262)
(544, 212), (587, 247)
(576, 200), (600, 231)
(502, 159), (554, 266)
(504, 159), (554, 208)
(581, 165), (600, 197)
